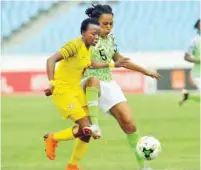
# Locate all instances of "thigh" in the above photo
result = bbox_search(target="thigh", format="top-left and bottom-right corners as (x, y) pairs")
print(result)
(76, 88), (87, 107)
(81, 77), (101, 95)
(99, 81), (127, 113)
(110, 101), (135, 126)
(80, 78), (88, 91)
(192, 77), (200, 90)
(53, 92), (87, 122)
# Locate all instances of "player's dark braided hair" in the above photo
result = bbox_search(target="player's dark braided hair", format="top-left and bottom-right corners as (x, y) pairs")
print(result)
(80, 18), (99, 33)
(194, 19), (200, 30)
(85, 4), (113, 19)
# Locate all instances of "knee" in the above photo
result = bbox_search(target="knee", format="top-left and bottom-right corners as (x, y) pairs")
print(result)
(79, 136), (91, 143)
(121, 122), (137, 134)
(86, 77), (100, 87)
(73, 126), (87, 138)
(73, 126), (93, 140)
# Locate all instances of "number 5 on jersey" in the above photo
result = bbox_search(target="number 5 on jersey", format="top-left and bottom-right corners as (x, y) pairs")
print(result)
(99, 49), (107, 61)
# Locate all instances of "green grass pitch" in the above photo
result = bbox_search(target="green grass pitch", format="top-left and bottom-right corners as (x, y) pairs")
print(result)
(1, 94), (200, 170)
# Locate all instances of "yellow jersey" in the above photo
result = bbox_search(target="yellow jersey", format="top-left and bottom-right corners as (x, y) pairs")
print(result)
(54, 37), (91, 90)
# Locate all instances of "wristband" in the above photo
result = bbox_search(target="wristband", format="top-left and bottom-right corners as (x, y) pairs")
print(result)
(108, 63), (115, 68)
(49, 80), (55, 87)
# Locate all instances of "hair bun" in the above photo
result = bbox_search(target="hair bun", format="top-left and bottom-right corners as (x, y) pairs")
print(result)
(85, 7), (94, 17)
(85, 4), (113, 19)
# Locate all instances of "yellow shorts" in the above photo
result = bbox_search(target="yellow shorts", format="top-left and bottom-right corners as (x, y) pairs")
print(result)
(52, 87), (88, 122)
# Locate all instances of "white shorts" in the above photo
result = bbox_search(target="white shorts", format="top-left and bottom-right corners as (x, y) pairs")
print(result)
(81, 79), (127, 113)
(192, 77), (200, 90)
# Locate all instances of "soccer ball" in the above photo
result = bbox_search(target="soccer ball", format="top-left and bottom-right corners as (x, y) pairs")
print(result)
(136, 136), (161, 160)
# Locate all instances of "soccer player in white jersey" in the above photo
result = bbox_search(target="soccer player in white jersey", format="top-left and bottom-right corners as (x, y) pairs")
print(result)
(82, 4), (161, 170)
(180, 19), (200, 105)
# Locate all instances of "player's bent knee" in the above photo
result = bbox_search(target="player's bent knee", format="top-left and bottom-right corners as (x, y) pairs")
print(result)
(86, 77), (100, 87)
(74, 126), (93, 138)
(74, 127), (86, 138)
(122, 124), (137, 134)
(79, 136), (91, 143)
(72, 125), (79, 135)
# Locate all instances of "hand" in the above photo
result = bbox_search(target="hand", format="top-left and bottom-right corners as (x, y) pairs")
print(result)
(146, 71), (161, 80)
(44, 86), (54, 96)
(115, 57), (130, 68)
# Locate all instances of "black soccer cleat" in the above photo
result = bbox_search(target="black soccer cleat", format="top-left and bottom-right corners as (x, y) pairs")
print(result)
(179, 89), (189, 106)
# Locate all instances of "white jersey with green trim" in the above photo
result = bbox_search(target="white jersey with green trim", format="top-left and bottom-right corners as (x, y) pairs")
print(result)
(186, 34), (200, 77)
(84, 34), (118, 81)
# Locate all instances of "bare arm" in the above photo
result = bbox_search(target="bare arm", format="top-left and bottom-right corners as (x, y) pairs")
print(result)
(45, 40), (80, 96)
(184, 53), (200, 63)
(113, 52), (161, 79)
(44, 52), (63, 96)
(91, 57), (130, 69)
(91, 61), (111, 68)
(46, 52), (63, 81)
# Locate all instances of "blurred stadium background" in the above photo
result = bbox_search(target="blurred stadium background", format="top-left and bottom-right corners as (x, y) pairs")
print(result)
(1, 1), (200, 170)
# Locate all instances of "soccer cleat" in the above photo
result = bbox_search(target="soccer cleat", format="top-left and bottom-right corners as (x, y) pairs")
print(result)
(138, 165), (152, 170)
(66, 164), (81, 170)
(43, 133), (58, 160)
(91, 124), (102, 140)
(179, 89), (189, 106)
(93, 135), (101, 140)
(82, 125), (101, 139)
(82, 127), (93, 136)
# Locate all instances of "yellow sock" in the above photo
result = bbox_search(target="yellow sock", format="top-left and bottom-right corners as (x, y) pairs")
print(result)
(69, 138), (89, 165)
(53, 127), (75, 141)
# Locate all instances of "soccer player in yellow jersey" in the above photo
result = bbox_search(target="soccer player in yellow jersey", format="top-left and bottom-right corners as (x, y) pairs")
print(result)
(43, 18), (100, 170)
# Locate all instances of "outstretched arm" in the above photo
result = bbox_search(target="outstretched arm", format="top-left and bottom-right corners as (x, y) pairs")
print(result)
(91, 61), (113, 68)
(184, 53), (200, 63)
(113, 52), (161, 80)
(91, 57), (130, 69)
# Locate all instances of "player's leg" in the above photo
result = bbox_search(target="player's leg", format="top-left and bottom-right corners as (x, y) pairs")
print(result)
(179, 89), (189, 106)
(66, 93), (100, 170)
(188, 77), (200, 102)
(60, 115), (95, 170)
(67, 106), (91, 170)
(66, 107), (103, 170)
(98, 81), (147, 169)
(44, 117), (93, 161)
(44, 94), (94, 161)
(50, 116), (92, 140)
(83, 77), (100, 125)
(179, 77), (200, 105)
(82, 77), (101, 138)
(110, 102), (145, 169)
(67, 136), (90, 170)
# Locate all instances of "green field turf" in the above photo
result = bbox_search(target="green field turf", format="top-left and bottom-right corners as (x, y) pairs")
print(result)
(1, 94), (200, 170)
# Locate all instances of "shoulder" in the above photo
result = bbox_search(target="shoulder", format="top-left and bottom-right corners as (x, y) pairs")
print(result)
(60, 37), (84, 58)
(108, 34), (116, 41)
(67, 37), (83, 50)
(190, 35), (200, 45)
(186, 35), (200, 54)
(108, 34), (118, 48)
